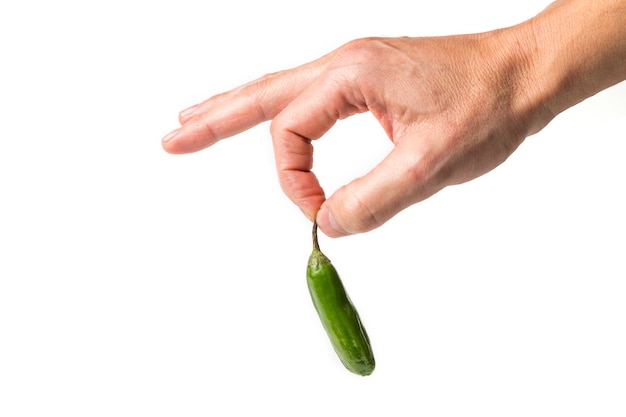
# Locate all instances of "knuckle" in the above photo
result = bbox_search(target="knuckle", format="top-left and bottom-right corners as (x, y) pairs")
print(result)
(407, 154), (438, 188)
(269, 116), (283, 137)
(333, 38), (383, 65)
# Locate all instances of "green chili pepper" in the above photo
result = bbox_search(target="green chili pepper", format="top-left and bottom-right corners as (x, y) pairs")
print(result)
(306, 221), (375, 376)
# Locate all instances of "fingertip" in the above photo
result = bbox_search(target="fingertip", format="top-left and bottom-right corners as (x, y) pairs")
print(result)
(316, 205), (350, 238)
(160, 127), (200, 154)
(161, 128), (182, 153)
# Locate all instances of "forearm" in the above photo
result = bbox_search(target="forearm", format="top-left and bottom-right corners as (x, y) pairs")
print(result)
(524, 0), (626, 120)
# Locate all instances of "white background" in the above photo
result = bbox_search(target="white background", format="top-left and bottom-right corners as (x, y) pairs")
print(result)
(1, 0), (625, 416)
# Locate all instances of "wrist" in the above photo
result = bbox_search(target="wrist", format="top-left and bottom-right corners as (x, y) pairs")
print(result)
(511, 0), (626, 128)
(476, 24), (556, 138)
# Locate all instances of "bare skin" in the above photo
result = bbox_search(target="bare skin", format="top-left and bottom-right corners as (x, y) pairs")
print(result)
(162, 0), (626, 238)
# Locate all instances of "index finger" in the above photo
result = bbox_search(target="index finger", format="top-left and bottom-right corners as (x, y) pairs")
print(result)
(161, 63), (324, 155)
(270, 71), (367, 220)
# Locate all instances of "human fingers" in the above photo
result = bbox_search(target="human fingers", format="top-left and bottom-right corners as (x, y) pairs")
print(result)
(315, 136), (447, 238)
(161, 64), (323, 155)
(269, 70), (368, 221)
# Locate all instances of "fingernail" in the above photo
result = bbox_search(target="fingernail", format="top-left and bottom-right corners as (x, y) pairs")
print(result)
(179, 104), (200, 119)
(317, 206), (349, 238)
(161, 128), (180, 143)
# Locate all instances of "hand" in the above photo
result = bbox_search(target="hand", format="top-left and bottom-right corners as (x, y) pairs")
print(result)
(162, 33), (545, 237)
(162, 0), (626, 238)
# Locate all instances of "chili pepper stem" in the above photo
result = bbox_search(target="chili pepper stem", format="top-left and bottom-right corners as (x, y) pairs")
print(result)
(309, 220), (330, 267)
(312, 220), (321, 252)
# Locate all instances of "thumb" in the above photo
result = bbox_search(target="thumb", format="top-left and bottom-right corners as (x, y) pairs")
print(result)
(316, 138), (445, 237)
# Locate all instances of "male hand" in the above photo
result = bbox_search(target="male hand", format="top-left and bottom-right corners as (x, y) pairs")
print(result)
(162, 0), (626, 237)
